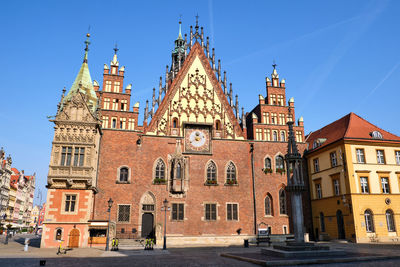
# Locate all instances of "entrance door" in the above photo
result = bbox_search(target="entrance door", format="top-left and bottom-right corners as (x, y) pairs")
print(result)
(141, 213), (154, 238)
(68, 229), (80, 248)
(336, 210), (345, 239)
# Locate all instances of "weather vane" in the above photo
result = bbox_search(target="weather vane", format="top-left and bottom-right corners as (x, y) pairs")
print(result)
(114, 42), (119, 54)
(272, 59), (277, 70)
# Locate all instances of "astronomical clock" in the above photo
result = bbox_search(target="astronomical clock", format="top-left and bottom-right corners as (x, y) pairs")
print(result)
(184, 124), (212, 154)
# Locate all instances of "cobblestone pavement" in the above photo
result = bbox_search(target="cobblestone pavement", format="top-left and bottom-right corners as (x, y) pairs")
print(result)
(1, 235), (400, 266)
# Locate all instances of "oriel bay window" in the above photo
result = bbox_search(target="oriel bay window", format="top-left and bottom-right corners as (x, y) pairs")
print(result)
(172, 203), (184, 221)
(61, 146), (85, 167)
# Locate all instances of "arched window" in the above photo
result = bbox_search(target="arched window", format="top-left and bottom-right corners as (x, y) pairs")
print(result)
(119, 167), (129, 182)
(364, 209), (374, 232)
(172, 118), (178, 128)
(112, 118), (117, 129)
(276, 155), (285, 170)
(320, 212), (326, 232)
(264, 158), (272, 169)
(55, 228), (62, 241)
(279, 189), (287, 215)
(265, 194), (273, 216)
(176, 162), (182, 179)
(215, 120), (221, 130)
(273, 131), (278, 141)
(206, 161), (217, 182)
(226, 162), (237, 183)
(280, 131), (286, 141)
(386, 209), (396, 232)
(155, 159), (165, 180)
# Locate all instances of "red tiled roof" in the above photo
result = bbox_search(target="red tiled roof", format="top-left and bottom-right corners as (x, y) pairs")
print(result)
(10, 175), (19, 189)
(11, 168), (19, 174)
(306, 112), (400, 152)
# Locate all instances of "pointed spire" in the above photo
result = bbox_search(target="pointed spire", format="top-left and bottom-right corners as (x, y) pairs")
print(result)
(152, 88), (156, 115)
(144, 100), (149, 124)
(212, 48), (215, 70)
(178, 18), (183, 39)
(165, 65), (169, 92)
(206, 37), (210, 58)
(218, 60), (221, 82)
(271, 60), (279, 79)
(111, 43), (119, 66)
(229, 83), (233, 106)
(235, 95), (239, 118)
(242, 107), (246, 129)
(223, 71), (227, 93)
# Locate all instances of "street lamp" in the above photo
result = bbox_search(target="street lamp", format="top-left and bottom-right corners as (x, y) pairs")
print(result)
(105, 198), (113, 251)
(162, 198), (169, 250)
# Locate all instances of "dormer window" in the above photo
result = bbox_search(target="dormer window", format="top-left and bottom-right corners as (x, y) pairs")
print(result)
(370, 131), (383, 139)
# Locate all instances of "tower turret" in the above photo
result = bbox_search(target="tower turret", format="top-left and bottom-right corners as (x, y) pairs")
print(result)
(171, 20), (186, 75)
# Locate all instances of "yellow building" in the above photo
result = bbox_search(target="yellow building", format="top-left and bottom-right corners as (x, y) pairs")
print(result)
(305, 113), (400, 243)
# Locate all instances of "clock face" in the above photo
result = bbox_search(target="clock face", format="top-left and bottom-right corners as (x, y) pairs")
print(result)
(184, 125), (211, 154)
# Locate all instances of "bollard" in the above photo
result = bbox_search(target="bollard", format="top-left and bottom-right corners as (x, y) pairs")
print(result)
(244, 239), (249, 248)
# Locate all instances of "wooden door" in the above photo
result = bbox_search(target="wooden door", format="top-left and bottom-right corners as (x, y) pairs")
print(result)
(336, 210), (346, 239)
(68, 229), (80, 248)
(141, 213), (154, 238)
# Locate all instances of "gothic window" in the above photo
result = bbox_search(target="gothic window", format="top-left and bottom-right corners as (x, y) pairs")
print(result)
(226, 162), (237, 183)
(112, 118), (117, 129)
(206, 161), (217, 182)
(364, 209), (374, 232)
(264, 158), (272, 169)
(273, 131), (278, 141)
(172, 118), (178, 128)
(120, 118), (126, 129)
(119, 167), (129, 182)
(73, 147), (85, 167)
(65, 194), (76, 212)
(61, 146), (72, 166)
(55, 228), (62, 241)
(215, 120), (221, 130)
(280, 131), (286, 141)
(117, 205), (130, 222)
(386, 209), (396, 232)
(155, 159), (165, 180)
(176, 162), (182, 179)
(205, 203), (217, 221)
(172, 203), (184, 221)
(279, 189), (287, 215)
(265, 194), (273, 216)
(275, 155), (284, 170)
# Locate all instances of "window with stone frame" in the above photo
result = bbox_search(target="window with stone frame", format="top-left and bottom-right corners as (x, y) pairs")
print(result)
(280, 131), (286, 141)
(275, 155), (285, 170)
(128, 119), (135, 130)
(105, 81), (112, 92)
(114, 81), (120, 93)
(273, 131), (278, 141)
(102, 116), (109, 128)
(296, 131), (303, 142)
(227, 203), (238, 221)
(55, 228), (62, 240)
(279, 189), (287, 215)
(154, 159), (166, 183)
(118, 205), (130, 222)
(103, 98), (110, 109)
(226, 162), (237, 184)
(264, 157), (272, 170)
(65, 194), (76, 212)
(333, 179), (340, 196)
(205, 203), (217, 221)
(313, 158), (320, 172)
(73, 147), (85, 167)
(61, 146), (72, 166)
(206, 161), (217, 183)
(119, 167), (129, 182)
(315, 182), (322, 199)
(264, 194), (273, 216)
(172, 203), (184, 221)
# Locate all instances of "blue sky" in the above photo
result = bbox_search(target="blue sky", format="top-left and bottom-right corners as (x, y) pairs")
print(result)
(1, 0), (399, 205)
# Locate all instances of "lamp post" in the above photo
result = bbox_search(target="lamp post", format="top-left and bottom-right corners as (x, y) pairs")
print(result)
(105, 198), (113, 251)
(162, 198), (169, 250)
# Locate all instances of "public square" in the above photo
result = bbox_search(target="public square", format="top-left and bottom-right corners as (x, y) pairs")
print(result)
(2, 234), (400, 266)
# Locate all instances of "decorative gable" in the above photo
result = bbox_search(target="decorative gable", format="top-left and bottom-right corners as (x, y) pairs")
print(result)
(56, 92), (98, 124)
(146, 43), (244, 140)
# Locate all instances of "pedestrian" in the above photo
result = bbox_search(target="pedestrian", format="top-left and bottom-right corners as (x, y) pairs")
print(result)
(115, 238), (119, 251)
(111, 238), (115, 251)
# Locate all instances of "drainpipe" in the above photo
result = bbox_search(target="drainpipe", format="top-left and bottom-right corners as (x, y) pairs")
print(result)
(250, 143), (257, 235)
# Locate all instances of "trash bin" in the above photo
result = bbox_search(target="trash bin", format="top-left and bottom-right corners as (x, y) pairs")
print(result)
(244, 239), (249, 248)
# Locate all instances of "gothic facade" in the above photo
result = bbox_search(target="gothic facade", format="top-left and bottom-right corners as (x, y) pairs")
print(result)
(41, 21), (307, 248)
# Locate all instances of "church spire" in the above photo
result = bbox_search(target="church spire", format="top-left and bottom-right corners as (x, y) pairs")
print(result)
(59, 32), (98, 114)
(171, 19), (186, 75)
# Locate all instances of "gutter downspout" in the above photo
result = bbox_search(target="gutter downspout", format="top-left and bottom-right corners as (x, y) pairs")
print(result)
(250, 143), (257, 235)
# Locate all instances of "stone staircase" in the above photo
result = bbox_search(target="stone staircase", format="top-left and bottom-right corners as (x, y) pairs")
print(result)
(117, 239), (146, 250)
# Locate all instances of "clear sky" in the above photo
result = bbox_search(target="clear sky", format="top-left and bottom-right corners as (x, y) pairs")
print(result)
(1, 0), (399, 205)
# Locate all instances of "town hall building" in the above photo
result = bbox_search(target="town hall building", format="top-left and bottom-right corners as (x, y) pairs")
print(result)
(41, 20), (307, 248)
